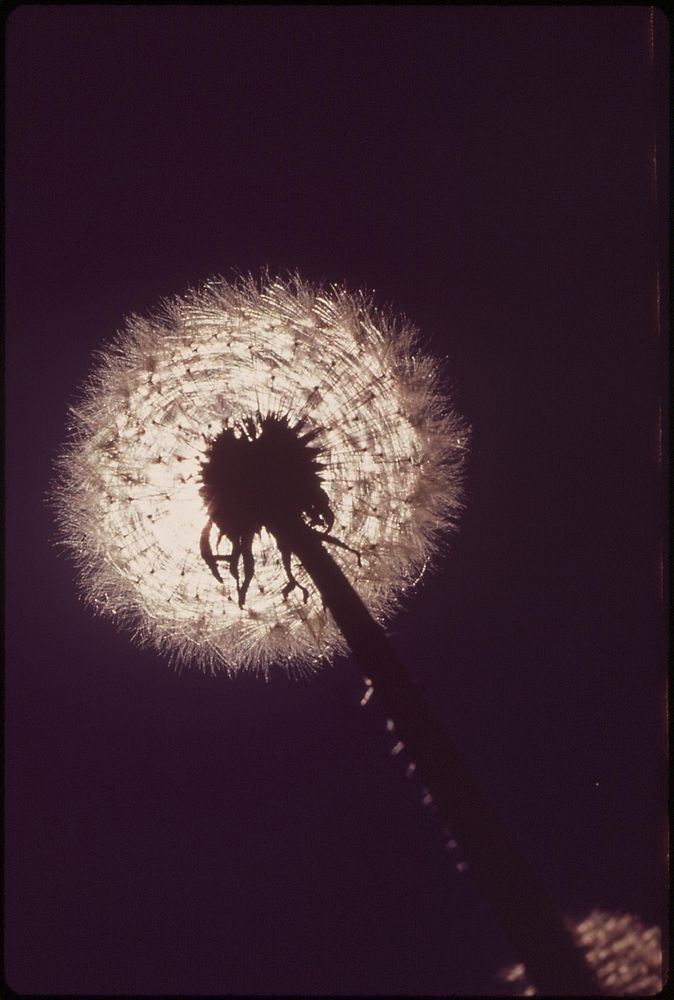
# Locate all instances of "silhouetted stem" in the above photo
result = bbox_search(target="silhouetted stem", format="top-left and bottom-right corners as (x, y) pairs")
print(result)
(284, 519), (600, 996)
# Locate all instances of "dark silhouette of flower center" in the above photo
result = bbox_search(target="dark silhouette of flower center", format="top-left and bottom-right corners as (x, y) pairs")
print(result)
(198, 412), (359, 607)
(201, 412), (331, 538)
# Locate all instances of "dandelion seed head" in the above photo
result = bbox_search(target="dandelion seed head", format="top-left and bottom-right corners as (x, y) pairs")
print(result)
(498, 910), (663, 996)
(53, 273), (468, 676)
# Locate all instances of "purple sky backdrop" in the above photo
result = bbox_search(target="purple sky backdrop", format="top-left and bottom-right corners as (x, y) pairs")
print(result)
(5, 5), (669, 996)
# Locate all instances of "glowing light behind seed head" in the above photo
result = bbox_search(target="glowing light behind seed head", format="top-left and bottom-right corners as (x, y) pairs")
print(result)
(54, 274), (468, 675)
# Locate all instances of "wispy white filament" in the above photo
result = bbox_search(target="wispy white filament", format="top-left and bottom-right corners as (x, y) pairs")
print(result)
(54, 274), (468, 675)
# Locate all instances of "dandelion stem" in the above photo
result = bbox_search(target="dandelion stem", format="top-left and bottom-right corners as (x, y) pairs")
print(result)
(286, 518), (600, 997)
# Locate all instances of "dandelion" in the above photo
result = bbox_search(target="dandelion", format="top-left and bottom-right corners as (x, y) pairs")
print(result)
(54, 272), (621, 995)
(53, 273), (467, 676)
(499, 910), (663, 995)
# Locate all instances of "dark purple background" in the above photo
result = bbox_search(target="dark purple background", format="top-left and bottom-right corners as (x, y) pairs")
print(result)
(5, 6), (669, 996)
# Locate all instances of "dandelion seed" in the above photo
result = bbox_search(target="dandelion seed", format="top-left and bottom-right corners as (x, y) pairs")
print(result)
(53, 273), (467, 676)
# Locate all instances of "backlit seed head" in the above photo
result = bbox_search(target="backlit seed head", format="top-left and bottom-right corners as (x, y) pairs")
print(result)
(53, 273), (469, 676)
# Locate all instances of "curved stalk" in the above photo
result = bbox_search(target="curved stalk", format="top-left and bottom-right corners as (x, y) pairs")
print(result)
(285, 518), (599, 996)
